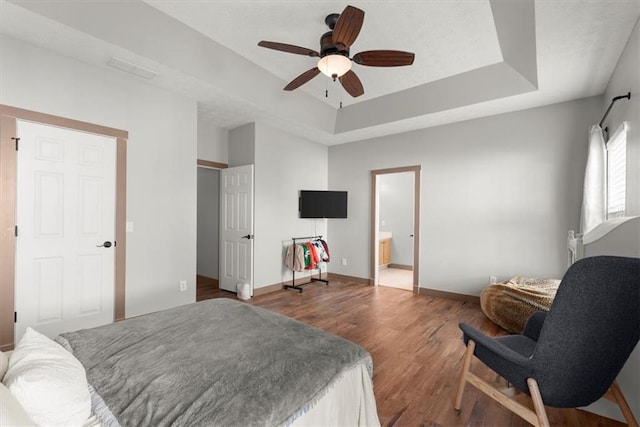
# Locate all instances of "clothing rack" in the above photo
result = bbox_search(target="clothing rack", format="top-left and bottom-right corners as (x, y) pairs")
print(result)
(285, 235), (329, 293)
(599, 92), (631, 135)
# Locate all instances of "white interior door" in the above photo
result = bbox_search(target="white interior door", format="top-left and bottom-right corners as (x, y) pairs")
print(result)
(15, 120), (116, 341)
(219, 165), (254, 294)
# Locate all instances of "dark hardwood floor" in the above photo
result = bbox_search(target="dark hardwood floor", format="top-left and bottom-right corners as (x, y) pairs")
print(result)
(197, 278), (625, 427)
(195, 275), (220, 301)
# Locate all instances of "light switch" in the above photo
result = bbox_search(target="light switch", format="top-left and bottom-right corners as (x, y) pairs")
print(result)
(126, 221), (134, 232)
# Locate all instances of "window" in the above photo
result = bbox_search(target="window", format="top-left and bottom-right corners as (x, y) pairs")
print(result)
(606, 122), (628, 219)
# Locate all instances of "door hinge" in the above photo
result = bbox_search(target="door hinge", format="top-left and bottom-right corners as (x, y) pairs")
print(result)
(11, 137), (20, 150)
(14, 312), (17, 323)
(14, 225), (18, 237)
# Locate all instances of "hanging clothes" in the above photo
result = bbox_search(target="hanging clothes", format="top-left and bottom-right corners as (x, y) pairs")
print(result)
(301, 244), (311, 269)
(319, 239), (330, 262)
(284, 236), (330, 292)
(285, 244), (305, 272)
(305, 242), (319, 270)
(284, 239), (330, 273)
(312, 240), (329, 262)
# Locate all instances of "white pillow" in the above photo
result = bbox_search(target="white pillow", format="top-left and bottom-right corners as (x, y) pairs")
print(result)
(0, 382), (35, 426)
(2, 328), (91, 426)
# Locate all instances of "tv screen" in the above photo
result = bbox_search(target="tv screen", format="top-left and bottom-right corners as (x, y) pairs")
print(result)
(299, 191), (348, 218)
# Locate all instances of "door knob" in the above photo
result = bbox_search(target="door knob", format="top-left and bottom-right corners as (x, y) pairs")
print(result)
(97, 241), (113, 248)
(241, 234), (253, 239)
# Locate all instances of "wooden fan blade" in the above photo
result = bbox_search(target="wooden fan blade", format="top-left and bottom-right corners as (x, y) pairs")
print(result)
(332, 5), (365, 49)
(284, 67), (321, 91)
(353, 50), (415, 67)
(258, 41), (319, 57)
(339, 70), (364, 97)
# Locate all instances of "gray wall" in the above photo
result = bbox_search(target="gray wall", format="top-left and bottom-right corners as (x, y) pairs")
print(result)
(197, 117), (228, 164)
(586, 17), (639, 423)
(229, 123), (256, 166)
(229, 123), (328, 289)
(253, 123), (328, 289)
(1, 36), (198, 317)
(227, 122), (329, 290)
(328, 96), (603, 295)
(196, 168), (219, 279)
(378, 172), (414, 266)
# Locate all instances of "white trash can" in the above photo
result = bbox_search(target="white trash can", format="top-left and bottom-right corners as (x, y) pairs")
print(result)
(236, 283), (251, 300)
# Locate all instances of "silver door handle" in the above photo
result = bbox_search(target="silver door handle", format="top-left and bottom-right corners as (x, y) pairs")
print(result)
(97, 241), (113, 248)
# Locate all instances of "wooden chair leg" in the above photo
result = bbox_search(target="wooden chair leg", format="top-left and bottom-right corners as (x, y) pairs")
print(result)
(527, 378), (550, 427)
(609, 381), (639, 427)
(454, 340), (475, 411)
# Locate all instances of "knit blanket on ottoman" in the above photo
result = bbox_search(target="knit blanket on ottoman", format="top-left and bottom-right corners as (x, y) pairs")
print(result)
(480, 276), (560, 333)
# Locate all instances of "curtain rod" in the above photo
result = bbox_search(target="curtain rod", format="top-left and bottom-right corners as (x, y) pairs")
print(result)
(599, 92), (631, 128)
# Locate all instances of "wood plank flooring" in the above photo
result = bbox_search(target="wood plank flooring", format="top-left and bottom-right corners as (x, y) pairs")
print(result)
(196, 275), (219, 300)
(197, 279), (625, 427)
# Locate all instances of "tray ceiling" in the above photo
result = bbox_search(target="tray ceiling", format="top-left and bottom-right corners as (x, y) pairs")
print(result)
(1, 0), (638, 145)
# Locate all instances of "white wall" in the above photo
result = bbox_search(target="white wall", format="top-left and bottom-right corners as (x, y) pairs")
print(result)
(253, 122), (329, 289)
(197, 117), (228, 164)
(602, 17), (639, 216)
(0, 35), (197, 317)
(379, 172), (414, 266)
(328, 96), (602, 295)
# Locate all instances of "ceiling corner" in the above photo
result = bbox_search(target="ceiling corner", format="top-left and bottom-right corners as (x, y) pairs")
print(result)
(490, 0), (538, 88)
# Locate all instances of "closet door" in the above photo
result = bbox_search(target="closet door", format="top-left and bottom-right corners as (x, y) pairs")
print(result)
(15, 120), (116, 341)
(219, 165), (254, 295)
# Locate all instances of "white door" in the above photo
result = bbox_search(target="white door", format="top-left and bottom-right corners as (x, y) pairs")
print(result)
(15, 120), (116, 341)
(219, 165), (254, 294)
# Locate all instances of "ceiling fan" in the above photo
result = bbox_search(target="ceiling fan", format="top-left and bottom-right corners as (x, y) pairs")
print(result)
(258, 5), (415, 98)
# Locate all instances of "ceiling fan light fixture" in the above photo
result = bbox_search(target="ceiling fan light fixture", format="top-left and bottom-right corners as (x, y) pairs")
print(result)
(317, 54), (352, 80)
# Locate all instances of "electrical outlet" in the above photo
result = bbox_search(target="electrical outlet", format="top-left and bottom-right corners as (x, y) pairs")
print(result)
(179, 280), (187, 292)
(489, 276), (497, 284)
(341, 258), (347, 266)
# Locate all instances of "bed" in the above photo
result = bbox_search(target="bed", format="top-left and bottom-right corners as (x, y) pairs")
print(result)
(0, 298), (380, 426)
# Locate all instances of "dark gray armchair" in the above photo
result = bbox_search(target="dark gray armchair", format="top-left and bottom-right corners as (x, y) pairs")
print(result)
(454, 256), (639, 427)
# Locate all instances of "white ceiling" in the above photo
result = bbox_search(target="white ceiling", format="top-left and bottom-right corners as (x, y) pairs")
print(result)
(1, 0), (638, 145)
(144, 0), (504, 106)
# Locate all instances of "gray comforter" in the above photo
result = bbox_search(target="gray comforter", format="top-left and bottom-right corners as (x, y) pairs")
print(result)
(56, 299), (372, 427)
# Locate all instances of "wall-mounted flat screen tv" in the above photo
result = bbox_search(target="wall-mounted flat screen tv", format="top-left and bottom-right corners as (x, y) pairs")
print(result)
(299, 190), (348, 218)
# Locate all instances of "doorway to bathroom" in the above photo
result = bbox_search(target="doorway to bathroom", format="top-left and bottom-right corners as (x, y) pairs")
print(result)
(370, 166), (420, 292)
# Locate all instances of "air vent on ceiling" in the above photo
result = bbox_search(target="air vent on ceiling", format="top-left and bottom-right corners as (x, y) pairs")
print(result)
(107, 56), (158, 80)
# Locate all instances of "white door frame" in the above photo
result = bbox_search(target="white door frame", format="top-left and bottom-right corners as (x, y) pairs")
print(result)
(0, 105), (128, 350)
(370, 165), (421, 292)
